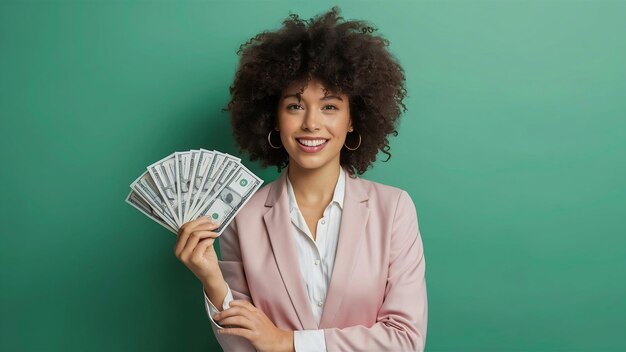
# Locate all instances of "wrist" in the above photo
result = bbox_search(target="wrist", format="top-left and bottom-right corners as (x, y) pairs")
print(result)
(281, 330), (294, 352)
(202, 274), (226, 295)
(201, 272), (224, 289)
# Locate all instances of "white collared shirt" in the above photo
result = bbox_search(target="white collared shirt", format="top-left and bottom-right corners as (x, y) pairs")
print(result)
(204, 166), (346, 352)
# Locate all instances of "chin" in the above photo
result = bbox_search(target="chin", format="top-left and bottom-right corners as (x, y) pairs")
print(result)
(289, 154), (339, 172)
(286, 141), (342, 170)
(290, 158), (327, 170)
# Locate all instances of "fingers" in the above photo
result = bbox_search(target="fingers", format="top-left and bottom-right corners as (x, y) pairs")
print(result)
(228, 300), (256, 312)
(213, 303), (262, 339)
(174, 217), (219, 259)
(179, 226), (219, 261)
(230, 301), (264, 323)
(175, 217), (212, 254)
(190, 236), (216, 263)
(218, 327), (252, 339)
(214, 306), (255, 327)
(215, 315), (254, 331)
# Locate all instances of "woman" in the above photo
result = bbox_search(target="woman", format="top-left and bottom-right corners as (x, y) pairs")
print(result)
(174, 6), (427, 352)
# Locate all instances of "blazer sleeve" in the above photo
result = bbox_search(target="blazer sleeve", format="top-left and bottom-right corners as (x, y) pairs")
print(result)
(323, 190), (428, 352)
(204, 217), (257, 352)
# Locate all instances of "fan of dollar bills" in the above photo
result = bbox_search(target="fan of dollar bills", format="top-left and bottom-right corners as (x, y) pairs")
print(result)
(125, 149), (263, 235)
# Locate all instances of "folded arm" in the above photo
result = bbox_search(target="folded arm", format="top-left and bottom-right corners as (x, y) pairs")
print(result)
(323, 190), (428, 351)
(203, 218), (325, 352)
(203, 219), (256, 352)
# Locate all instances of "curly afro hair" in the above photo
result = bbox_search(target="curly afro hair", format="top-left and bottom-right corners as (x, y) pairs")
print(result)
(223, 6), (408, 176)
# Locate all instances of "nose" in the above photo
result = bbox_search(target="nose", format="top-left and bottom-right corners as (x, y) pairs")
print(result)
(301, 109), (321, 131)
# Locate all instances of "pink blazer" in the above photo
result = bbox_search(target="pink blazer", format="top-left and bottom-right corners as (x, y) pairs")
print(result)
(210, 167), (428, 351)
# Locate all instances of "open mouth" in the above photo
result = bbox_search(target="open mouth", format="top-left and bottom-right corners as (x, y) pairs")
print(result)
(296, 138), (328, 147)
(296, 138), (329, 153)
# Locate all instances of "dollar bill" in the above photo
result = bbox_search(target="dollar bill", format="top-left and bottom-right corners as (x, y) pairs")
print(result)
(188, 151), (241, 218)
(188, 153), (241, 219)
(147, 153), (181, 227)
(130, 170), (178, 229)
(175, 151), (194, 225)
(183, 149), (214, 222)
(186, 150), (225, 218)
(125, 189), (177, 234)
(127, 149), (263, 233)
(195, 164), (263, 234)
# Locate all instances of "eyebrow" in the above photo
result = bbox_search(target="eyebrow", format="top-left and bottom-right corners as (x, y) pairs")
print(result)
(282, 94), (343, 102)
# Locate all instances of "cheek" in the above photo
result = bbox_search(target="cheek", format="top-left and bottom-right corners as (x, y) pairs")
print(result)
(329, 116), (352, 135)
(278, 118), (300, 136)
(276, 111), (294, 129)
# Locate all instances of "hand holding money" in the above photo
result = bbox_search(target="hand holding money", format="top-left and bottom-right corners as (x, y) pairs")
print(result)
(125, 149), (264, 235)
(174, 216), (222, 283)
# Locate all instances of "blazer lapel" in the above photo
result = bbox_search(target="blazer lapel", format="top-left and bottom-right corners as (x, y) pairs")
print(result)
(319, 173), (370, 328)
(263, 170), (318, 330)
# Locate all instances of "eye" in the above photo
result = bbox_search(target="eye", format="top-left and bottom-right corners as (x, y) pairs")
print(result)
(286, 104), (303, 110)
(286, 104), (338, 111)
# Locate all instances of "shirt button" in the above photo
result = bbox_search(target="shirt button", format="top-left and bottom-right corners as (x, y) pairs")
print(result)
(321, 219), (326, 224)
(317, 301), (323, 307)
(314, 259), (320, 266)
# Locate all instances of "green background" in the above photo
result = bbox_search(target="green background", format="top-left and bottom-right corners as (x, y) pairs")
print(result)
(1, 0), (625, 351)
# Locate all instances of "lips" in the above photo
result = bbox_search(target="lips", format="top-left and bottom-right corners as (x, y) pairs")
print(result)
(297, 138), (328, 147)
(296, 138), (328, 153)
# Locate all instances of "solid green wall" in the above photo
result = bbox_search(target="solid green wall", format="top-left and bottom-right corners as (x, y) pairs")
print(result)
(1, 1), (625, 351)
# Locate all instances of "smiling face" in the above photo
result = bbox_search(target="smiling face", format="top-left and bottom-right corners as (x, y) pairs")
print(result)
(276, 78), (352, 173)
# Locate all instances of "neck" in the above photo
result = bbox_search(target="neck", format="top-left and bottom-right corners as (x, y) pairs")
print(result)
(287, 161), (341, 207)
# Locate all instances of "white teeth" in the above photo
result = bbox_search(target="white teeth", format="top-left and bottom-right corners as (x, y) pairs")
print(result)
(297, 139), (327, 147)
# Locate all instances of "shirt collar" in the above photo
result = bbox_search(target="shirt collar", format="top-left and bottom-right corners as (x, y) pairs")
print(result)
(286, 166), (346, 212)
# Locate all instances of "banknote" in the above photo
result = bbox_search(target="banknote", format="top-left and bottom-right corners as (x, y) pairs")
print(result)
(181, 150), (204, 223)
(125, 189), (177, 234)
(187, 151), (241, 219)
(175, 151), (194, 225)
(127, 149), (263, 234)
(147, 154), (181, 227)
(130, 170), (178, 229)
(184, 149), (216, 222)
(189, 156), (241, 219)
(195, 164), (263, 234)
(186, 150), (225, 219)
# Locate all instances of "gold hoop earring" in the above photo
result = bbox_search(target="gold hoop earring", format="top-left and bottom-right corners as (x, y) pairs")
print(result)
(267, 129), (282, 149)
(344, 131), (361, 151)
